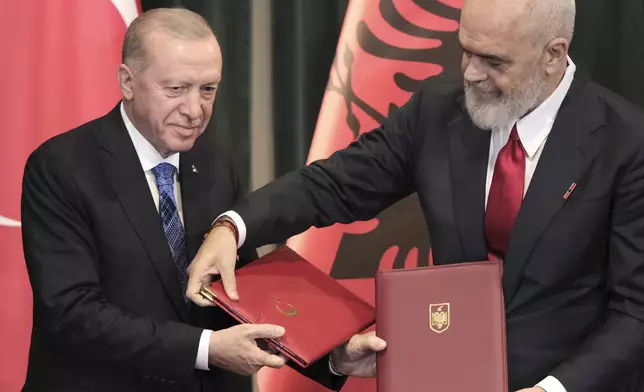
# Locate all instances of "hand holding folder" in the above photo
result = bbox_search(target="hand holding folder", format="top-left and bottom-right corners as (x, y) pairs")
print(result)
(198, 246), (376, 368)
(329, 330), (386, 377)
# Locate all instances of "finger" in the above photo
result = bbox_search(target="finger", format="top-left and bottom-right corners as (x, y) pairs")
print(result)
(365, 335), (387, 351)
(348, 334), (387, 355)
(186, 281), (215, 307)
(186, 267), (221, 307)
(258, 351), (287, 369)
(218, 258), (239, 301)
(185, 273), (203, 304)
(245, 324), (286, 340)
(186, 259), (215, 304)
(193, 294), (215, 307)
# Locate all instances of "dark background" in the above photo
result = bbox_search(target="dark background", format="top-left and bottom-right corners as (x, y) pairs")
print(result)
(141, 0), (644, 191)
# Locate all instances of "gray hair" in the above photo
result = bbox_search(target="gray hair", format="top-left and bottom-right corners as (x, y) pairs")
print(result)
(122, 8), (214, 72)
(526, 0), (576, 46)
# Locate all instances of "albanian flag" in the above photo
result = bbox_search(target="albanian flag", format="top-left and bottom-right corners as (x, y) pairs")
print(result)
(257, 0), (463, 391)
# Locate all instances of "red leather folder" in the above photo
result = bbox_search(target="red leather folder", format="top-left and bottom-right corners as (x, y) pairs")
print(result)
(200, 246), (375, 368)
(375, 261), (508, 392)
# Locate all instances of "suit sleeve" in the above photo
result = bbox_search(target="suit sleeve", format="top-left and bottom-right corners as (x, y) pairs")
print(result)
(21, 144), (202, 380)
(551, 142), (644, 391)
(288, 356), (347, 391)
(235, 87), (425, 247)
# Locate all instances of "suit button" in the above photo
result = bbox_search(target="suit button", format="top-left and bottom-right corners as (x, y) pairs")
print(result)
(168, 380), (175, 384)
(143, 375), (149, 380)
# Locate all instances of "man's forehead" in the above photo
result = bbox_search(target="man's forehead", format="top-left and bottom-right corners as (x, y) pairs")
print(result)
(459, 6), (529, 58)
(145, 34), (221, 65)
(146, 30), (218, 52)
(459, 24), (510, 58)
(461, 0), (531, 36)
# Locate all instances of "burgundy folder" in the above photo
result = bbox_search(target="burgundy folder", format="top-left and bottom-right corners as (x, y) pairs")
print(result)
(375, 261), (508, 392)
(200, 246), (375, 368)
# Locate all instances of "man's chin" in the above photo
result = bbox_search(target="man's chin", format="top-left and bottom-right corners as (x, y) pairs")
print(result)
(465, 104), (506, 130)
(166, 138), (198, 154)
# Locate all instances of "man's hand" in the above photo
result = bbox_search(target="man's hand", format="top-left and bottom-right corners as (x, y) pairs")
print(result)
(330, 331), (387, 377)
(208, 324), (287, 376)
(187, 225), (239, 306)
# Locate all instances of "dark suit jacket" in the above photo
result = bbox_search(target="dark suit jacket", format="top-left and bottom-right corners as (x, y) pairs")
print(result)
(20, 104), (342, 392)
(232, 73), (644, 391)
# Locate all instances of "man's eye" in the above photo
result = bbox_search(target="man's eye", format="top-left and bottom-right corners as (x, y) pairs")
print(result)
(202, 86), (217, 93)
(170, 86), (183, 92)
(487, 59), (502, 68)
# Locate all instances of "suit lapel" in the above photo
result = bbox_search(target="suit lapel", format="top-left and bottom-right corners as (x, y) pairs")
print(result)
(449, 107), (491, 261)
(503, 76), (606, 307)
(95, 105), (190, 321)
(179, 146), (216, 261)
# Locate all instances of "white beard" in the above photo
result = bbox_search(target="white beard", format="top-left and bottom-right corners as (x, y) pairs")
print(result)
(464, 66), (546, 130)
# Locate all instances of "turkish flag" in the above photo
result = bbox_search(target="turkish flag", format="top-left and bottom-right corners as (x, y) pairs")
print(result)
(0, 1), (139, 390)
(257, 0), (462, 391)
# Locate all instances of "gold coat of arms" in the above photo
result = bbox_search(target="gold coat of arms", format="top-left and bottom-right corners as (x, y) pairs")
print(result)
(429, 303), (450, 333)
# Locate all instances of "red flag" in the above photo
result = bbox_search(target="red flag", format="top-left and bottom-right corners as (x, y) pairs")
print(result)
(257, 0), (462, 390)
(0, 1), (139, 390)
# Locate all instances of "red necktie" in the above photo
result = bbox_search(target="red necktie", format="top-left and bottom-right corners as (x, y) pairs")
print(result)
(485, 126), (525, 260)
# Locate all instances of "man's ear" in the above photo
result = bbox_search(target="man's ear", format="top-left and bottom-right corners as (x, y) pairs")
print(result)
(117, 64), (135, 100)
(544, 38), (569, 76)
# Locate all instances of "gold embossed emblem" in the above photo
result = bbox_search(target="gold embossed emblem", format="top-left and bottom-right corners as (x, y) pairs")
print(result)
(273, 297), (298, 316)
(429, 303), (450, 333)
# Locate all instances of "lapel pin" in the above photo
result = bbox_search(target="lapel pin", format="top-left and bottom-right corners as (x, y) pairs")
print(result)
(191, 164), (198, 174)
(563, 183), (577, 200)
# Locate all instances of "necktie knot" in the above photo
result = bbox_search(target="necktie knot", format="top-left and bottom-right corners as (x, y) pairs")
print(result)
(509, 126), (521, 142)
(152, 162), (176, 187)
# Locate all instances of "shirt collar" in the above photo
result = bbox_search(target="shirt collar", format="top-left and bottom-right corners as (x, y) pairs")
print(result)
(120, 102), (180, 173)
(514, 55), (576, 158)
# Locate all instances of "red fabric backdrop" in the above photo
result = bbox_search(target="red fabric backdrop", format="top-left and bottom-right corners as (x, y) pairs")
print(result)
(0, 1), (139, 390)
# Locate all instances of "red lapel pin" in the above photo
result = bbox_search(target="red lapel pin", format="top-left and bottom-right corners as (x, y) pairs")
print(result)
(563, 183), (577, 200)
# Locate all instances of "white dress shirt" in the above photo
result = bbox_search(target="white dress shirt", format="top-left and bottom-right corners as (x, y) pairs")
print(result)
(120, 103), (212, 372)
(221, 58), (577, 390)
(486, 57), (576, 208)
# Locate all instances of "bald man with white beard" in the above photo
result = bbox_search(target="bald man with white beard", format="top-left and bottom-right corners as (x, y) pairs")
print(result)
(188, 0), (644, 390)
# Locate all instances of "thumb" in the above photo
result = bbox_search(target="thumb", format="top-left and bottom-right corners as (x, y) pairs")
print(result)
(219, 261), (239, 301)
(347, 334), (387, 355)
(258, 351), (287, 369)
(246, 324), (286, 340)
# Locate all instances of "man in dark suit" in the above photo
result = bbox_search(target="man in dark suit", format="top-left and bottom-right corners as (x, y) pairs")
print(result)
(20, 8), (372, 392)
(187, 0), (644, 391)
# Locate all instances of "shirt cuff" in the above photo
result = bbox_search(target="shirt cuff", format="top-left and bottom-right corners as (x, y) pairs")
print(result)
(215, 210), (247, 249)
(195, 329), (212, 371)
(536, 375), (567, 392)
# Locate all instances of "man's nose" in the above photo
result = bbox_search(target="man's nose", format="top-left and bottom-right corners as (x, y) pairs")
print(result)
(180, 91), (203, 121)
(463, 58), (487, 83)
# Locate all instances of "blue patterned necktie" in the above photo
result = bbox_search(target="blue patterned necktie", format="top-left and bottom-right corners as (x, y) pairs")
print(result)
(152, 162), (188, 301)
